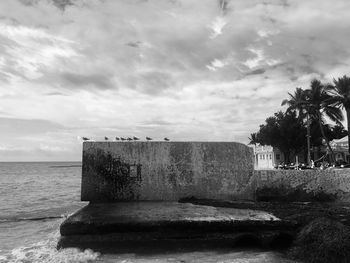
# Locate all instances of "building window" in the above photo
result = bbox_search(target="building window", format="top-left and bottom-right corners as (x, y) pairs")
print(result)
(276, 154), (280, 160)
(263, 154), (265, 160)
(270, 154), (272, 159)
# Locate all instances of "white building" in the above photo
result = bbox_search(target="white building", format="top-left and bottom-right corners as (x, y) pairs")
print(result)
(250, 144), (284, 169)
(331, 136), (349, 162)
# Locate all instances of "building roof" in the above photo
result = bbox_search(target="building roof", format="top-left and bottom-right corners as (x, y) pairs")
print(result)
(332, 136), (348, 144)
(331, 136), (348, 151)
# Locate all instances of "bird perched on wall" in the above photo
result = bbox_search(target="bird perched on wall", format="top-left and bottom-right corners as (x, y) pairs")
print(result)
(164, 137), (170, 141)
(127, 137), (133, 141)
(104, 136), (108, 141)
(121, 137), (126, 141)
(133, 136), (140, 141)
(82, 137), (90, 141)
(146, 137), (152, 141)
(115, 137), (120, 141)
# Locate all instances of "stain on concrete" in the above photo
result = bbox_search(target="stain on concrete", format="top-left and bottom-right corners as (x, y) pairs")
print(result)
(82, 148), (142, 201)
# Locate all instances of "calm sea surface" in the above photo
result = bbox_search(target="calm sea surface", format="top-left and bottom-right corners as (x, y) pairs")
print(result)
(0, 162), (298, 263)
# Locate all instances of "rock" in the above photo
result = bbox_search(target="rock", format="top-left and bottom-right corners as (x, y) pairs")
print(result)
(289, 217), (350, 263)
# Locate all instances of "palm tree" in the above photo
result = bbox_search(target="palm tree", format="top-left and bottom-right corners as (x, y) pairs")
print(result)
(331, 75), (350, 155)
(282, 87), (311, 165)
(282, 88), (307, 117)
(248, 133), (259, 145)
(304, 79), (344, 163)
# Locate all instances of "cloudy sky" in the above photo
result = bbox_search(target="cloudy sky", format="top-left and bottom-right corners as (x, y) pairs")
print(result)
(0, 0), (350, 161)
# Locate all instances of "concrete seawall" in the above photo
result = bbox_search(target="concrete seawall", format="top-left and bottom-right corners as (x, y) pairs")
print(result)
(81, 141), (255, 201)
(81, 141), (350, 202)
(255, 169), (350, 201)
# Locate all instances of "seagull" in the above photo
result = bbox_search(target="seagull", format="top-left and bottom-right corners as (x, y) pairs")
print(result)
(115, 137), (120, 141)
(82, 137), (90, 141)
(104, 136), (108, 141)
(146, 137), (153, 141)
(164, 137), (170, 141)
(121, 137), (126, 141)
(127, 137), (133, 141)
(133, 136), (140, 141)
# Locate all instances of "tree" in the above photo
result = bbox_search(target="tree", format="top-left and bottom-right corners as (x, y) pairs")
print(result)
(325, 123), (348, 141)
(254, 111), (306, 163)
(281, 87), (311, 165)
(331, 75), (350, 154)
(304, 79), (344, 163)
(281, 87), (307, 118)
(310, 122), (347, 159)
(248, 133), (259, 145)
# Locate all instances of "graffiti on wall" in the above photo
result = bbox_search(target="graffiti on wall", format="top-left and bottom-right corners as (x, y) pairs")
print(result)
(83, 150), (142, 200)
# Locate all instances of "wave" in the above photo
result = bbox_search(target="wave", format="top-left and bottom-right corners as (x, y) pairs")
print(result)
(0, 226), (100, 263)
(0, 215), (67, 223)
(49, 165), (82, 168)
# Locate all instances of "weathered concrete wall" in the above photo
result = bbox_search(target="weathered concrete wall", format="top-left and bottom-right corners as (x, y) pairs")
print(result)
(254, 169), (350, 201)
(81, 141), (255, 201)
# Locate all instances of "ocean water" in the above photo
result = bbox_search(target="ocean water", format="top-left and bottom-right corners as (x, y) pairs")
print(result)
(0, 162), (298, 263)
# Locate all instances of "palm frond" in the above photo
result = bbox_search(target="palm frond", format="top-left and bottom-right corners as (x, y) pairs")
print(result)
(324, 106), (344, 123)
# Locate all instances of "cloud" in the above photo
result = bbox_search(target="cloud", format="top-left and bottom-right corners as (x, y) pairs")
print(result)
(0, 22), (78, 81)
(209, 16), (227, 39)
(0, 0), (350, 160)
(58, 72), (115, 89)
(0, 117), (64, 134)
(19, 0), (75, 10)
(45, 91), (68, 96)
(246, 68), (266, 76)
(126, 41), (143, 48)
(136, 71), (175, 94)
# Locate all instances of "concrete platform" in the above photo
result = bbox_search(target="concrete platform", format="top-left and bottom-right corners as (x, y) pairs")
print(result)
(59, 202), (297, 249)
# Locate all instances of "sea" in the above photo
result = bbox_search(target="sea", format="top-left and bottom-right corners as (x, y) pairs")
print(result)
(0, 162), (298, 263)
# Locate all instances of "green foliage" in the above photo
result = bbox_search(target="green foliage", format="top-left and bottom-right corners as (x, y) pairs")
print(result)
(325, 123), (348, 141)
(333, 75), (350, 109)
(253, 111), (306, 161)
(310, 121), (347, 147)
(248, 133), (259, 145)
(332, 75), (350, 153)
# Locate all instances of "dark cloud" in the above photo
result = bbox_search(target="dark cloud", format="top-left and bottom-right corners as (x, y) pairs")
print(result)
(45, 91), (68, 96)
(262, 0), (290, 7)
(126, 41), (142, 48)
(246, 68), (266, 76)
(219, 0), (230, 15)
(52, 0), (74, 10)
(41, 72), (116, 90)
(17, 0), (39, 6)
(18, 0), (75, 10)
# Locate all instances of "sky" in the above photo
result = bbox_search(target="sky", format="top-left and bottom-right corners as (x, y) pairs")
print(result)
(0, 0), (350, 161)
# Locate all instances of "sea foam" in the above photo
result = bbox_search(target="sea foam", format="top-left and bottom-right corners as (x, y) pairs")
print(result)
(0, 229), (100, 263)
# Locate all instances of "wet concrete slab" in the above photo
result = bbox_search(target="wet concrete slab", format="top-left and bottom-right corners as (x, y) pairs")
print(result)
(59, 202), (297, 249)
